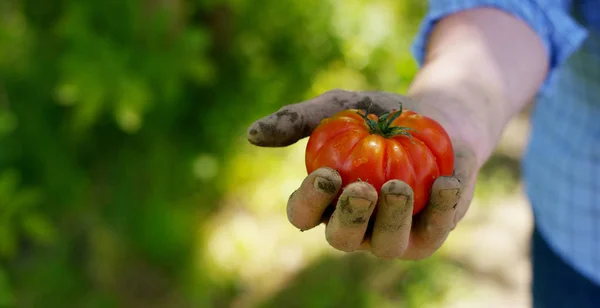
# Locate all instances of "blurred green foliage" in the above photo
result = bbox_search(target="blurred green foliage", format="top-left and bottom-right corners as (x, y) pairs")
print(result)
(0, 0), (521, 307)
(260, 254), (465, 308)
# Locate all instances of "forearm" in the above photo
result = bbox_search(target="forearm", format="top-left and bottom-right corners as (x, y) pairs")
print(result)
(407, 8), (548, 168)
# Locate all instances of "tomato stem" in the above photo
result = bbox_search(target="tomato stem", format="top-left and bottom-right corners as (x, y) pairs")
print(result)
(356, 103), (416, 139)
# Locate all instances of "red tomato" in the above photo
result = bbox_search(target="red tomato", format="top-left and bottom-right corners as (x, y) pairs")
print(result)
(305, 106), (454, 215)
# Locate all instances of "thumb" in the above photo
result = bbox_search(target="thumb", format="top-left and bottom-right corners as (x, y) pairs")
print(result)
(247, 89), (412, 147)
(246, 89), (352, 147)
(246, 104), (309, 147)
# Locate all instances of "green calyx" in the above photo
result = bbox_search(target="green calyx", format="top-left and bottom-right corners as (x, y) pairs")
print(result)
(356, 104), (415, 139)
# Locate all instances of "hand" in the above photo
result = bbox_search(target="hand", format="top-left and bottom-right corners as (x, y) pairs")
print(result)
(247, 89), (478, 260)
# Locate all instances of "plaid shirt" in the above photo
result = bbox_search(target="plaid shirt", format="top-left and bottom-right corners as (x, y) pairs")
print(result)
(412, 1), (600, 285)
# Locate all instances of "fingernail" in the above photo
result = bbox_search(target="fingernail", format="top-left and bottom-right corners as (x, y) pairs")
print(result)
(439, 188), (460, 199)
(385, 194), (408, 206)
(338, 197), (372, 226)
(348, 197), (372, 209)
(314, 176), (336, 194)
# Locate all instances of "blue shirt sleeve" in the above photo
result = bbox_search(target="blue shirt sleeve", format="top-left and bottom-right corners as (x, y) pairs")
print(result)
(411, 0), (588, 91)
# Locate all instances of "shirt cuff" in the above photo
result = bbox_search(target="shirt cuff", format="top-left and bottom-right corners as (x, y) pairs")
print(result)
(410, 1), (588, 92)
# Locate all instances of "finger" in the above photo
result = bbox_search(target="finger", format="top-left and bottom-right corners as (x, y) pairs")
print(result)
(325, 181), (378, 252)
(246, 89), (415, 147)
(370, 180), (414, 259)
(287, 167), (342, 231)
(246, 103), (309, 147)
(405, 176), (461, 259)
(451, 142), (478, 225)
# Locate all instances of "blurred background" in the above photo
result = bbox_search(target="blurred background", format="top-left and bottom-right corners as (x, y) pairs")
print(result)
(0, 0), (534, 307)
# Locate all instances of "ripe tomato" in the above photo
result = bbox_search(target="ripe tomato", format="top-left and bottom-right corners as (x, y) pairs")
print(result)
(305, 105), (454, 215)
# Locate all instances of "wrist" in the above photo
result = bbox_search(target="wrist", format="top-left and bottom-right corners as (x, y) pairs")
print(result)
(406, 79), (506, 170)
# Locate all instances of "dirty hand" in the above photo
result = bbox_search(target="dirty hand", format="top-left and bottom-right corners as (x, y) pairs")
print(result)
(247, 89), (478, 260)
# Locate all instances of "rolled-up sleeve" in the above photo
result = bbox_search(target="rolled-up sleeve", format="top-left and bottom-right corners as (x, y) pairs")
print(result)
(411, 0), (588, 90)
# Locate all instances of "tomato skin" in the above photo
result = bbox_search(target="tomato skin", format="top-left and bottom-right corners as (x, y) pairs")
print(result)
(305, 108), (454, 215)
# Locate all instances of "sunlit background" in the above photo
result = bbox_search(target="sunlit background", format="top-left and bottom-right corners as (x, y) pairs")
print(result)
(0, 0), (534, 307)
